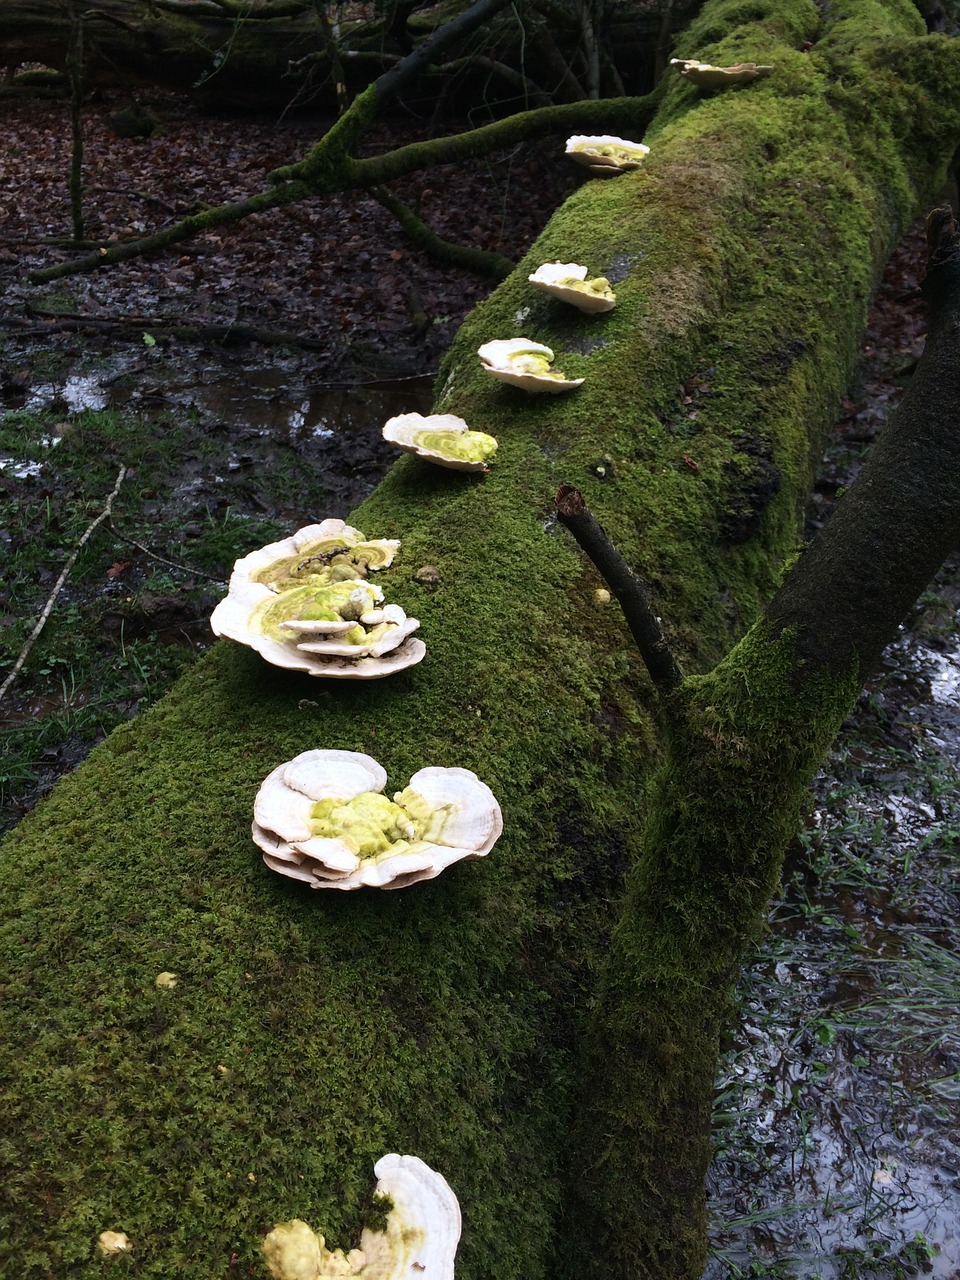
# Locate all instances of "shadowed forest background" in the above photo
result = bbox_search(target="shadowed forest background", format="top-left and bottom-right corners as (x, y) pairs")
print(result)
(1, 2), (960, 1278)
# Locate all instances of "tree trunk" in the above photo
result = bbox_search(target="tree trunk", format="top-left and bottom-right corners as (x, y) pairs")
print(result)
(565, 204), (960, 1279)
(1, 2), (959, 1279)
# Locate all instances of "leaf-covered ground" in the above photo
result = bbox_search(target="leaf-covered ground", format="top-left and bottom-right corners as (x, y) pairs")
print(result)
(2, 88), (576, 370)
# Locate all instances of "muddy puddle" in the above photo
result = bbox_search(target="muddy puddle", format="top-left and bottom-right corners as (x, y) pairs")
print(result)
(14, 347), (435, 453)
(707, 628), (960, 1278)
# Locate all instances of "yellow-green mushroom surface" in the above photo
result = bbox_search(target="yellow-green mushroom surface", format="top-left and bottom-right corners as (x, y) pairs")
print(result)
(477, 338), (584, 393)
(528, 262), (616, 313)
(564, 133), (650, 175)
(382, 412), (498, 472)
(210, 523), (424, 678)
(263, 1154), (461, 1280)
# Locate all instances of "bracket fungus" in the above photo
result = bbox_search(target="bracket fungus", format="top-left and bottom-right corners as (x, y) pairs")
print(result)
(670, 57), (773, 88)
(231, 519), (400, 592)
(528, 262), (616, 313)
(565, 133), (650, 175)
(477, 338), (583, 393)
(382, 412), (498, 472)
(263, 1155), (461, 1280)
(252, 748), (503, 889)
(210, 522), (424, 679)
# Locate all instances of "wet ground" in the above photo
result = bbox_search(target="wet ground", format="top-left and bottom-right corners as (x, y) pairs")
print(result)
(707, 623), (960, 1279)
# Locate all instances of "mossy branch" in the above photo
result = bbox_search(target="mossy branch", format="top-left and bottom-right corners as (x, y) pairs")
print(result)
(29, 180), (312, 283)
(153, 0), (315, 15)
(555, 484), (683, 695)
(327, 93), (662, 186)
(29, 0), (661, 285)
(764, 204), (960, 678)
(371, 186), (514, 280)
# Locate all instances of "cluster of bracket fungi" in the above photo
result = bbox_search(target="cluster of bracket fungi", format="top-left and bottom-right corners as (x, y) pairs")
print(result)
(210, 519), (424, 680)
(253, 749), (503, 891)
(207, 128), (671, 909)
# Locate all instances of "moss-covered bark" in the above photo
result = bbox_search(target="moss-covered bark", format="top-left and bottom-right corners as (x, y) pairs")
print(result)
(3, 2), (960, 1278)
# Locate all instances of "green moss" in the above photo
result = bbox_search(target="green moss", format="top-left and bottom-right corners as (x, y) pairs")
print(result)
(563, 622), (862, 1278)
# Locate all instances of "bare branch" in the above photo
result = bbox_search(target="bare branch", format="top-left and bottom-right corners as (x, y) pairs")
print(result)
(30, 89), (659, 283)
(555, 484), (684, 695)
(0, 467), (127, 706)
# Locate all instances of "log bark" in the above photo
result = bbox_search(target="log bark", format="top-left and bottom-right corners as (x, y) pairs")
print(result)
(2, 3), (960, 1279)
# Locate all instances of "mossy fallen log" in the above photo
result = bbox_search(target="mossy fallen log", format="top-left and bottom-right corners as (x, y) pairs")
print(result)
(2, 2), (959, 1277)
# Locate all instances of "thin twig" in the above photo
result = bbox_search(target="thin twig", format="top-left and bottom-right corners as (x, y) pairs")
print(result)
(555, 484), (683, 694)
(109, 522), (226, 585)
(0, 466), (127, 706)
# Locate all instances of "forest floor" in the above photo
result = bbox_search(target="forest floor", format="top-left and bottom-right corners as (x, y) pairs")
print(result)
(1, 89), (958, 1280)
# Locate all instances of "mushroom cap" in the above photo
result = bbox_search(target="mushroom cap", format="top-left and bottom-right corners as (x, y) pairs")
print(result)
(359, 1155), (461, 1280)
(303, 638), (427, 680)
(670, 57), (773, 88)
(298, 841), (475, 891)
(253, 752), (502, 890)
(294, 614), (420, 660)
(477, 337), (583, 394)
(396, 767), (503, 856)
(528, 261), (616, 314)
(283, 748), (388, 800)
(382, 412), (498, 473)
(210, 574), (424, 679)
(231, 520), (401, 594)
(565, 133), (650, 174)
(253, 750), (387, 844)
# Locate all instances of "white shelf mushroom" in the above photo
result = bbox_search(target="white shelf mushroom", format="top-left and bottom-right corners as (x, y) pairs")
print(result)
(361, 1155), (461, 1280)
(528, 262), (616, 314)
(253, 749), (503, 890)
(565, 134), (650, 175)
(262, 1155), (461, 1280)
(670, 57), (773, 88)
(382, 412), (497, 472)
(477, 338), (584, 393)
(228, 519), (400, 594)
(210, 532), (425, 679)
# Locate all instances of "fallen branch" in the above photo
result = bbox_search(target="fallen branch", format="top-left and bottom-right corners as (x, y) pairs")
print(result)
(108, 522), (226, 585)
(2, 310), (340, 350)
(28, 0), (662, 286)
(555, 483), (683, 695)
(371, 185), (514, 279)
(0, 466), (127, 706)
